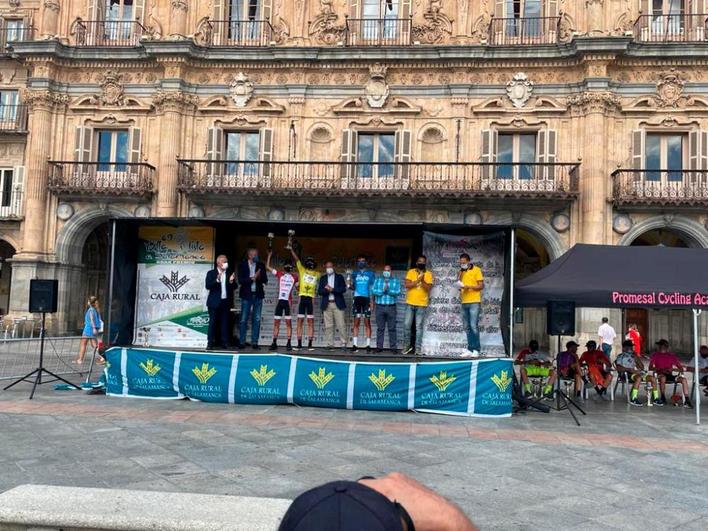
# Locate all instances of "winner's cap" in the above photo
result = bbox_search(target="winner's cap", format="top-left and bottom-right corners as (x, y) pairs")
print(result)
(565, 340), (579, 348)
(278, 481), (404, 531)
(655, 339), (669, 346)
(622, 339), (634, 348)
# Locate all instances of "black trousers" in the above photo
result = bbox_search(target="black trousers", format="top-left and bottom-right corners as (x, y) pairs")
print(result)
(207, 299), (231, 347)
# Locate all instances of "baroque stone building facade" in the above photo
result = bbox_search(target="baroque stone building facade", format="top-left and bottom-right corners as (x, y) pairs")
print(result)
(0, 0), (706, 350)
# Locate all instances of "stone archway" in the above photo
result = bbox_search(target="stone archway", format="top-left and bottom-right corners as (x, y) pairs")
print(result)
(618, 215), (708, 249)
(0, 239), (16, 316)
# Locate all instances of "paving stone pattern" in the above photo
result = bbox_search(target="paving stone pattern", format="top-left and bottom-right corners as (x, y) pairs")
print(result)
(0, 385), (706, 530)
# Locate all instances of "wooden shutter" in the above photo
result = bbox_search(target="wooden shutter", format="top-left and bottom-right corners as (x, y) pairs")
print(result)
(134, 0), (146, 23)
(259, 127), (274, 180)
(494, 0), (505, 18)
(632, 129), (645, 179)
(340, 129), (357, 181)
(262, 0), (273, 21)
(543, 129), (557, 180)
(349, 0), (359, 19)
(87, 0), (104, 20)
(394, 129), (412, 180)
(213, 0), (225, 44)
(639, 0), (649, 14)
(11, 165), (24, 215)
(690, 130), (708, 184)
(129, 127), (142, 179)
(547, 0), (559, 17)
(74, 126), (93, 162)
(206, 126), (224, 176)
(481, 129), (497, 179)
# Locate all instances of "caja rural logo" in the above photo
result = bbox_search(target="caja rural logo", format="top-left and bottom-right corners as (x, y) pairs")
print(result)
(139, 359), (161, 376)
(250, 365), (276, 386)
(369, 369), (395, 392)
(160, 271), (190, 292)
(309, 367), (335, 389)
(430, 371), (456, 392)
(192, 363), (217, 384)
(491, 370), (512, 393)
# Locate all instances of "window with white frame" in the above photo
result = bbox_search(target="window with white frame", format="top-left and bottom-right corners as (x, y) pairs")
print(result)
(481, 129), (556, 180)
(341, 128), (412, 181)
(357, 133), (395, 178)
(3, 19), (25, 42)
(352, 0), (411, 40)
(96, 129), (130, 171)
(0, 169), (13, 207)
(631, 129), (708, 183)
(205, 126), (273, 179)
(494, 0), (559, 37)
(0, 91), (19, 123)
(224, 131), (260, 174)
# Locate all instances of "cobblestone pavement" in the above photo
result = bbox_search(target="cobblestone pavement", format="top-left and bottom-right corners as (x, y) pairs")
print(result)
(0, 383), (706, 530)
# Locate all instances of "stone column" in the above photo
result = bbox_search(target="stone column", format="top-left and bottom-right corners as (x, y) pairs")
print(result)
(40, 0), (61, 39)
(169, 0), (188, 38)
(153, 92), (195, 217)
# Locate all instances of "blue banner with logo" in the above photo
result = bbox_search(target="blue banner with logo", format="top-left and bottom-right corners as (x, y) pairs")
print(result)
(104, 348), (512, 417)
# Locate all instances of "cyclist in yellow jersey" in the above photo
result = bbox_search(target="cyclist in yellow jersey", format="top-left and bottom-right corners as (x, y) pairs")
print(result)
(291, 248), (319, 350)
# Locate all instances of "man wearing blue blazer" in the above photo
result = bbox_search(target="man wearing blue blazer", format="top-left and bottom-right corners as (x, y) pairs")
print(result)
(205, 254), (236, 350)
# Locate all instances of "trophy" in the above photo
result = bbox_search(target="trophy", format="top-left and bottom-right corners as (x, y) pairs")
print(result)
(267, 232), (274, 250)
(285, 229), (296, 250)
(345, 269), (353, 288)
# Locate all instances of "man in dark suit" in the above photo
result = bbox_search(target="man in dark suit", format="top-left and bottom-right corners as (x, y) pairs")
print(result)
(205, 254), (236, 350)
(237, 245), (268, 350)
(317, 260), (347, 349)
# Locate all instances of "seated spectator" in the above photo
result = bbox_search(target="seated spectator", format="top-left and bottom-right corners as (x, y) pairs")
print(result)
(279, 472), (477, 531)
(515, 339), (556, 398)
(615, 339), (658, 407)
(557, 340), (582, 398)
(579, 340), (613, 397)
(685, 344), (708, 398)
(649, 339), (692, 408)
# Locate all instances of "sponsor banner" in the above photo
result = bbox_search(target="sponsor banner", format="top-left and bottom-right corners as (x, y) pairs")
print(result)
(235, 354), (292, 404)
(421, 232), (506, 358)
(178, 353), (233, 403)
(352, 363), (411, 411)
(105, 348), (512, 417)
(124, 348), (180, 398)
(473, 360), (514, 416)
(292, 358), (350, 409)
(138, 226), (215, 264)
(414, 362), (472, 414)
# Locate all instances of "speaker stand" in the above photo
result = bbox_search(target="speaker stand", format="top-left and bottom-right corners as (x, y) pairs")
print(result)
(548, 335), (586, 426)
(3, 313), (80, 399)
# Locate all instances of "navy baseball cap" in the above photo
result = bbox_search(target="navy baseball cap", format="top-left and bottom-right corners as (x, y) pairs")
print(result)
(279, 480), (406, 531)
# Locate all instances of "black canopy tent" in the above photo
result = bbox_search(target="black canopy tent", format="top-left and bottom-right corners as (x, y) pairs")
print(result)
(515, 244), (708, 424)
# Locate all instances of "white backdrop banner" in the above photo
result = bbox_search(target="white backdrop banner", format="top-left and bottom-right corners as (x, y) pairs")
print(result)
(421, 232), (507, 357)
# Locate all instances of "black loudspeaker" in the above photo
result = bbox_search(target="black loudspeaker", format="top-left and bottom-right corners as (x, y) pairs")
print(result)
(546, 300), (575, 336)
(29, 279), (58, 313)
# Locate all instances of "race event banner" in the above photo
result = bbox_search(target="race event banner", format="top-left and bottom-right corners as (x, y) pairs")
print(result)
(134, 226), (215, 349)
(104, 347), (513, 418)
(421, 232), (506, 357)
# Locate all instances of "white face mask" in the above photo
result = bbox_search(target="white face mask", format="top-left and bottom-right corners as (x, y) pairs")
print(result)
(326, 267), (334, 275)
(221, 262), (229, 271)
(460, 263), (470, 270)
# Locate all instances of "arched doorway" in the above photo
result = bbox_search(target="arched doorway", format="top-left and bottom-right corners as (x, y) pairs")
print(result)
(626, 228), (701, 354)
(0, 240), (16, 316)
(80, 222), (110, 328)
(513, 229), (552, 352)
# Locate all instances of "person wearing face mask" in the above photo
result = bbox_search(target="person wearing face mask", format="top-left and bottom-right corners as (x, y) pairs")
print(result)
(238, 245), (268, 350)
(291, 247), (319, 350)
(686, 345), (708, 398)
(205, 254), (237, 350)
(349, 255), (376, 352)
(372, 265), (401, 353)
(457, 253), (485, 358)
(402, 255), (434, 356)
(318, 261), (347, 349)
(266, 251), (298, 351)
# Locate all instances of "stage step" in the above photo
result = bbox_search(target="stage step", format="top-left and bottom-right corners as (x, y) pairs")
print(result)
(0, 485), (291, 531)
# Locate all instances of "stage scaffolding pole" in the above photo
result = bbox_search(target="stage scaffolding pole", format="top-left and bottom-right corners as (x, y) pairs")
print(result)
(106, 220), (117, 347)
(508, 228), (515, 358)
(694, 309), (702, 425)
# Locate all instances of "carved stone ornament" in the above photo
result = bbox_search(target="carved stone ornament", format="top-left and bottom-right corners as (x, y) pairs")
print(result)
(56, 203), (74, 221)
(20, 89), (69, 110)
(308, 1), (346, 45)
(365, 63), (389, 109)
(567, 92), (622, 113)
(170, 0), (188, 12)
(43, 0), (60, 13)
(95, 70), (124, 106)
(152, 90), (199, 111)
(550, 213), (571, 233)
(230, 72), (254, 108)
(613, 214), (633, 235)
(506, 73), (533, 109)
(134, 205), (151, 218)
(656, 70), (685, 108)
(188, 206), (205, 218)
(464, 212), (483, 226)
(411, 1), (453, 44)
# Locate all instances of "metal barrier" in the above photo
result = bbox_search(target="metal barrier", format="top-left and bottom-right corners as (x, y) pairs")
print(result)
(0, 336), (87, 382)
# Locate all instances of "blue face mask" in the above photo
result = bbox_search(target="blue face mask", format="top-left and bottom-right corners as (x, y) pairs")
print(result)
(382, 271), (391, 278)
(252, 255), (259, 263)
(357, 262), (366, 269)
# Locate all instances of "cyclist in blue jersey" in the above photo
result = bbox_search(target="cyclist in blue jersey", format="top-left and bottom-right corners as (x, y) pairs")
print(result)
(349, 255), (376, 351)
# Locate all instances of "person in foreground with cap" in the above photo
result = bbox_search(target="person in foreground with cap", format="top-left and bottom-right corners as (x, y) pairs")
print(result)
(649, 339), (692, 408)
(278, 472), (476, 531)
(557, 341), (582, 398)
(615, 339), (659, 406)
(579, 340), (613, 398)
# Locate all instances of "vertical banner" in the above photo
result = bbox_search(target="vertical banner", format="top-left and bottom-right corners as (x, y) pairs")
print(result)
(134, 226), (215, 348)
(421, 232), (506, 357)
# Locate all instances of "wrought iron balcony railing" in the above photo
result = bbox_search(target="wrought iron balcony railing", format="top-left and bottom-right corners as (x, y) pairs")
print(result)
(0, 188), (23, 219)
(0, 24), (34, 50)
(345, 17), (412, 46)
(199, 19), (274, 46)
(633, 14), (708, 42)
(612, 169), (708, 206)
(72, 20), (146, 46)
(0, 105), (28, 133)
(177, 160), (579, 199)
(488, 16), (561, 46)
(48, 162), (155, 196)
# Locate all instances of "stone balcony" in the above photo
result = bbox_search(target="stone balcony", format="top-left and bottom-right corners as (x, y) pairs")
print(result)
(633, 14), (708, 43)
(48, 161), (155, 197)
(612, 169), (708, 208)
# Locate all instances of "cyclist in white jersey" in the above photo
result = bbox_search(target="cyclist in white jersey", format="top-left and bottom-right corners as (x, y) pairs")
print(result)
(267, 251), (298, 351)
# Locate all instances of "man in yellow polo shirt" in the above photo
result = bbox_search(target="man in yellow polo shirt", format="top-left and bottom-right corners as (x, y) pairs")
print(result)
(457, 253), (484, 357)
(402, 255), (434, 355)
